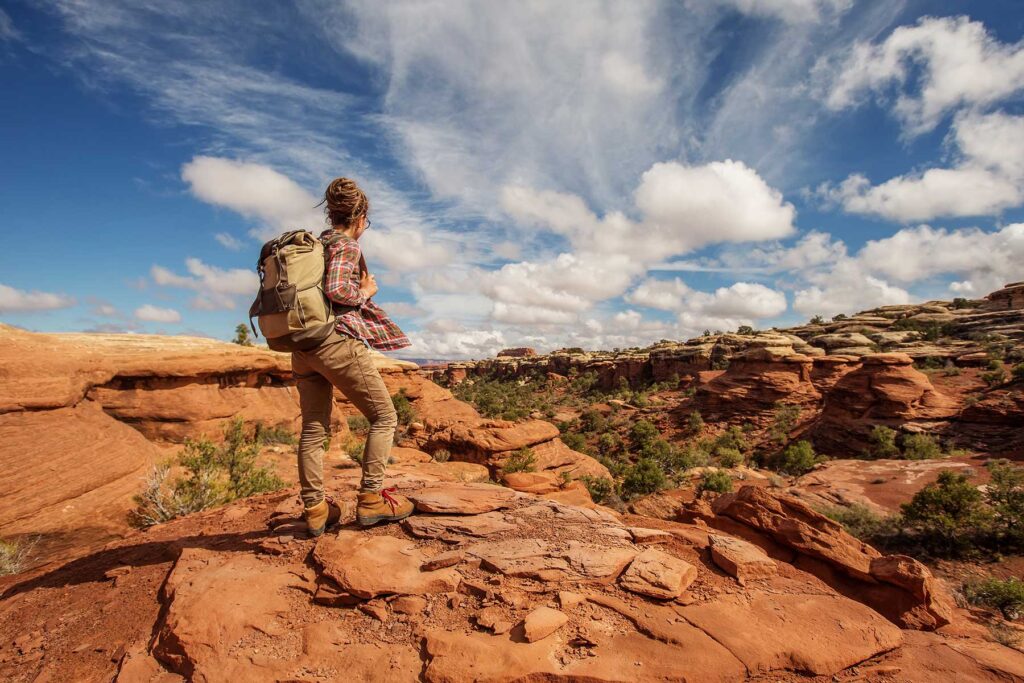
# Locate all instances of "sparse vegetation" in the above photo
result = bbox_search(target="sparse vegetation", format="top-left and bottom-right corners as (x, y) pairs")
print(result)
(823, 504), (899, 545)
(502, 447), (537, 474)
(431, 448), (451, 463)
(252, 422), (297, 446)
(810, 315), (825, 325)
(901, 433), (943, 460)
(686, 410), (704, 434)
(981, 360), (1009, 387)
(764, 440), (821, 476)
(900, 470), (992, 557)
(347, 414), (371, 434)
(869, 425), (900, 458)
(736, 325), (755, 336)
(391, 389), (416, 425)
(621, 458), (667, 499)
(715, 447), (744, 468)
(232, 323), (254, 347)
(580, 475), (615, 504)
(0, 537), (35, 576)
(964, 577), (1024, 621)
(698, 470), (733, 495)
(769, 403), (801, 444)
(1013, 363), (1024, 382)
(345, 437), (365, 463)
(130, 418), (285, 528)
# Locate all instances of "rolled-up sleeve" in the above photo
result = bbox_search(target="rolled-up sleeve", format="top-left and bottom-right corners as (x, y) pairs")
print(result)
(324, 239), (366, 307)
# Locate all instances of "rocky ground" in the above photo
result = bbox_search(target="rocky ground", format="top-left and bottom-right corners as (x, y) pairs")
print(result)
(0, 283), (1022, 681)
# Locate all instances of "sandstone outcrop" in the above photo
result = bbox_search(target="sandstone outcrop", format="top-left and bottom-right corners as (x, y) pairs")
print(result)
(7, 474), (1016, 682)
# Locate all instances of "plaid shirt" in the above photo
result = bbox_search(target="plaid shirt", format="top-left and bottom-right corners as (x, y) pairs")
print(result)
(320, 230), (411, 352)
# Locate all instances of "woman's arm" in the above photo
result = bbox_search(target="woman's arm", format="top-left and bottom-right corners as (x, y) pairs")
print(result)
(324, 239), (367, 307)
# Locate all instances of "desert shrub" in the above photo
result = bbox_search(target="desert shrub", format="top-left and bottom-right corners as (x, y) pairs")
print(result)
(869, 426), (900, 458)
(769, 403), (801, 444)
(232, 323), (254, 346)
(580, 475), (615, 504)
(503, 447), (537, 474)
(252, 421), (297, 446)
(736, 325), (755, 336)
(686, 411), (704, 434)
(900, 470), (991, 557)
(832, 313), (848, 322)
(715, 447), (744, 468)
(346, 438), (365, 463)
(597, 432), (623, 457)
(431, 448), (452, 463)
(766, 440), (821, 476)
(677, 444), (710, 470)
(981, 361), (1009, 387)
(560, 431), (589, 454)
(629, 419), (660, 448)
(901, 433), (943, 460)
(823, 504), (899, 545)
(347, 415), (371, 434)
(621, 458), (667, 499)
(712, 425), (749, 455)
(391, 390), (416, 425)
(697, 470), (733, 495)
(964, 577), (1024, 621)
(986, 459), (1024, 549)
(952, 297), (973, 310)
(452, 376), (554, 420)
(579, 409), (607, 433)
(943, 365), (962, 377)
(810, 315), (825, 325)
(0, 538), (35, 576)
(1013, 363), (1024, 382)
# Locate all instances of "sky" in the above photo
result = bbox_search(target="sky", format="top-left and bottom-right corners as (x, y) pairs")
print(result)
(1, 0), (1023, 359)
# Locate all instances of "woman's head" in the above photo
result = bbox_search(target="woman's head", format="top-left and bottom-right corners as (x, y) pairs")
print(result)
(322, 177), (369, 229)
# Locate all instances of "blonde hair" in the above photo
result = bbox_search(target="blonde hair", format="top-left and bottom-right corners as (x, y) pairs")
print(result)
(321, 177), (369, 227)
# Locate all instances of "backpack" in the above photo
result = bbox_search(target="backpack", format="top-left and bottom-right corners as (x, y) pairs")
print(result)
(247, 230), (356, 352)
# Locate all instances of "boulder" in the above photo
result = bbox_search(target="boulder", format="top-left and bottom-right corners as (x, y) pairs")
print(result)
(500, 471), (560, 494)
(521, 606), (568, 642)
(709, 534), (777, 585)
(407, 484), (521, 514)
(619, 548), (697, 599)
(402, 512), (515, 541)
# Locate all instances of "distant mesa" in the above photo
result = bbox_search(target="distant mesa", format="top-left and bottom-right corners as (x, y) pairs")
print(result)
(497, 347), (537, 358)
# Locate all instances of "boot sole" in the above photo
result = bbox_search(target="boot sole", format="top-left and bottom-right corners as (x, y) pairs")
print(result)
(358, 511), (413, 527)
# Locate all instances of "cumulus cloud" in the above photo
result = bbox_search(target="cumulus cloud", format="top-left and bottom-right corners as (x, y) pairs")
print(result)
(626, 277), (787, 323)
(151, 258), (258, 310)
(135, 304), (182, 323)
(0, 284), (76, 313)
(819, 112), (1024, 221)
(822, 16), (1024, 135)
(214, 233), (245, 251)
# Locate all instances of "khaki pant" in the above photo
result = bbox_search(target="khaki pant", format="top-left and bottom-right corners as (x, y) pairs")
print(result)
(292, 332), (397, 507)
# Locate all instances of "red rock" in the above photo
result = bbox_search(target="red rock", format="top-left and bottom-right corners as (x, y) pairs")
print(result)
(391, 595), (427, 615)
(679, 592), (904, 676)
(313, 531), (461, 599)
(466, 539), (635, 581)
(870, 555), (955, 630)
(628, 527), (672, 545)
(709, 534), (777, 585)
(402, 512), (515, 540)
(619, 548), (697, 599)
(500, 471), (560, 494)
(541, 486), (593, 507)
(558, 591), (584, 610)
(521, 606), (568, 642)
(420, 550), (466, 571)
(408, 484), (521, 514)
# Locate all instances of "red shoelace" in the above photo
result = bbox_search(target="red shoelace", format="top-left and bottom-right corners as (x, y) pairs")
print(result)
(380, 486), (400, 514)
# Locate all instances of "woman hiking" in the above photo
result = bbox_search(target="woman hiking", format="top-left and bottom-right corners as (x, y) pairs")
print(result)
(295, 177), (415, 536)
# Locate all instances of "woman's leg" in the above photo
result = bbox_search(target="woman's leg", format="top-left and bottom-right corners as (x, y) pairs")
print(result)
(308, 335), (397, 492)
(293, 352), (333, 508)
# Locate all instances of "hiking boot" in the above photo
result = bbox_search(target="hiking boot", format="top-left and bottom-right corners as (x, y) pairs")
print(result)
(357, 487), (414, 526)
(304, 496), (342, 537)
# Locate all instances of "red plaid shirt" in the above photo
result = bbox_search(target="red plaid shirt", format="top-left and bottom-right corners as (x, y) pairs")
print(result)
(320, 230), (411, 352)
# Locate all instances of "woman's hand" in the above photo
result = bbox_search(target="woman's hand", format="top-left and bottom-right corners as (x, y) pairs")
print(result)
(359, 271), (378, 300)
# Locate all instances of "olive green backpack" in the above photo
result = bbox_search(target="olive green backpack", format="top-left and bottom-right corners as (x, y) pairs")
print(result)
(247, 230), (356, 352)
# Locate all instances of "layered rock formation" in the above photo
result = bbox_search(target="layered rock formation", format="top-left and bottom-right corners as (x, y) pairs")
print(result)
(5, 475), (1020, 682)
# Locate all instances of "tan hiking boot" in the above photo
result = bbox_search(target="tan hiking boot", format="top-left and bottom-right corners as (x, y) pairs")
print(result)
(304, 497), (342, 537)
(357, 487), (414, 526)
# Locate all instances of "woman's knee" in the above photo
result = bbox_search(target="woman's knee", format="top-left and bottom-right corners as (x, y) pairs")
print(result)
(369, 403), (398, 429)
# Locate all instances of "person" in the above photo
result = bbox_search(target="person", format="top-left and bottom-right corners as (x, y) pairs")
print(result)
(294, 177), (415, 536)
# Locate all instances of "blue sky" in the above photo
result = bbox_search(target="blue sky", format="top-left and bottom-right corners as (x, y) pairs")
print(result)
(1, 1), (1023, 358)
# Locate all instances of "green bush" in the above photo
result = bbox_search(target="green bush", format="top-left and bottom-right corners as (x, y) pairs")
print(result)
(621, 458), (667, 499)
(579, 409), (607, 433)
(715, 447), (744, 468)
(130, 419), (285, 528)
(986, 459), (1024, 549)
(686, 411), (704, 434)
(901, 433), (943, 460)
(252, 422), (297, 446)
(347, 415), (371, 434)
(629, 419), (660, 448)
(391, 390), (416, 425)
(1012, 363), (1024, 382)
(431, 448), (452, 463)
(580, 475), (615, 504)
(345, 438), (365, 464)
(0, 538), (35, 576)
(697, 470), (733, 495)
(769, 403), (801, 444)
(678, 444), (710, 470)
(736, 325), (755, 336)
(561, 431), (588, 453)
(503, 447), (537, 474)
(597, 432), (623, 457)
(810, 315), (825, 325)
(981, 360), (1008, 387)
(768, 440), (821, 476)
(823, 503), (899, 544)
(870, 426), (900, 458)
(712, 425), (749, 454)
(900, 470), (991, 557)
(963, 577), (1024, 620)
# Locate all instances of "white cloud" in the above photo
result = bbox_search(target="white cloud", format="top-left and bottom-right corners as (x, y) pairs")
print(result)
(214, 233), (245, 250)
(151, 258), (258, 310)
(135, 304), (181, 323)
(182, 156), (323, 237)
(822, 16), (1024, 135)
(625, 277), (787, 321)
(0, 284), (76, 313)
(710, 0), (853, 24)
(820, 112), (1024, 221)
(624, 277), (692, 311)
(0, 8), (20, 42)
